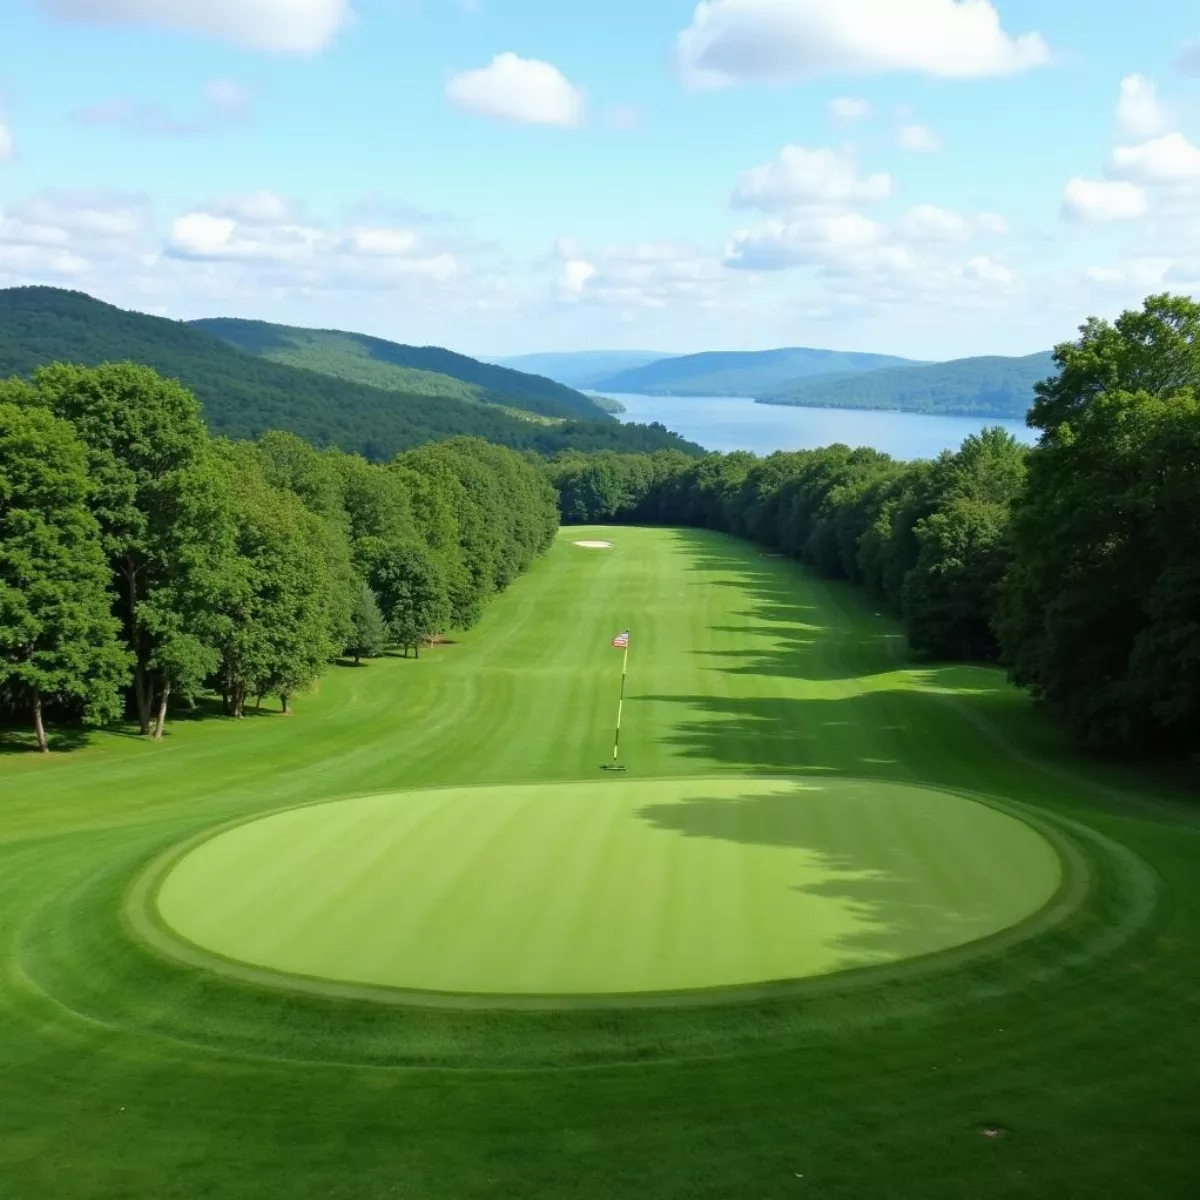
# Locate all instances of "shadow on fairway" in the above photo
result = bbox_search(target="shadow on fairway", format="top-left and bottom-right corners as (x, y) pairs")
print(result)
(669, 530), (911, 683)
(636, 782), (1009, 969)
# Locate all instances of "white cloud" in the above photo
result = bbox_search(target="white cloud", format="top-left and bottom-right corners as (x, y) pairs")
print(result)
(39, 0), (350, 54)
(732, 144), (891, 211)
(348, 228), (418, 256)
(0, 123), (12, 161)
(1061, 177), (1148, 223)
(1111, 132), (1200, 183)
(552, 240), (727, 309)
(725, 212), (885, 270)
(446, 53), (583, 127)
(900, 205), (1007, 241)
(1085, 259), (1170, 287)
(828, 96), (870, 121)
(964, 255), (1012, 284)
(897, 122), (944, 152)
(676, 0), (1050, 89)
(208, 190), (295, 224)
(1115, 74), (1168, 139)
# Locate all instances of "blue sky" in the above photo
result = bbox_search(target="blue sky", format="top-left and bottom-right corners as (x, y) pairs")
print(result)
(3, 1), (1200, 358)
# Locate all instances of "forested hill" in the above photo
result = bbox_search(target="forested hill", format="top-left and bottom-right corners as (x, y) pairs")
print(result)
(493, 350), (670, 390)
(0, 288), (701, 460)
(760, 351), (1056, 418)
(192, 317), (611, 421)
(593, 347), (920, 396)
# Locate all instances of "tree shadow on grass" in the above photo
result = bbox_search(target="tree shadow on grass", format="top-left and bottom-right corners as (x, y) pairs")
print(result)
(635, 781), (1012, 969)
(667, 530), (912, 684)
(0, 725), (94, 756)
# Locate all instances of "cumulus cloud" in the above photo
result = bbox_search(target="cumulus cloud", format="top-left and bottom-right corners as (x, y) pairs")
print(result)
(732, 144), (891, 211)
(1085, 259), (1170, 287)
(38, 0), (350, 54)
(900, 205), (1007, 241)
(1062, 177), (1149, 223)
(1111, 132), (1200, 183)
(1115, 74), (1168, 140)
(725, 212), (885, 270)
(165, 194), (462, 286)
(0, 189), (153, 282)
(75, 78), (253, 136)
(446, 53), (583, 127)
(676, 0), (1050, 89)
(828, 96), (870, 121)
(964, 255), (1012, 284)
(552, 239), (726, 309)
(897, 122), (944, 152)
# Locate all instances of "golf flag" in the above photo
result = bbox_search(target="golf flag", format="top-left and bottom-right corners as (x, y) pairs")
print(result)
(611, 630), (630, 649)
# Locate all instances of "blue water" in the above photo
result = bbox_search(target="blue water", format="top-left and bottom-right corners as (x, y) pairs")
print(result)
(604, 392), (1035, 459)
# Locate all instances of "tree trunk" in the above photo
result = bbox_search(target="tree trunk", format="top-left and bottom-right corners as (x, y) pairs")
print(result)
(133, 664), (153, 736)
(152, 677), (171, 741)
(231, 683), (245, 719)
(32, 687), (49, 754)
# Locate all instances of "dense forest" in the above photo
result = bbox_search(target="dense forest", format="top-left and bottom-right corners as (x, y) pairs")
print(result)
(0, 362), (560, 750)
(550, 296), (1200, 756)
(759, 351), (1056, 418)
(0, 289), (701, 461)
(192, 317), (610, 421)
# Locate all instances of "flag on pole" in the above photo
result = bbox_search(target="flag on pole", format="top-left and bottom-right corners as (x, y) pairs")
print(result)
(611, 630), (630, 649)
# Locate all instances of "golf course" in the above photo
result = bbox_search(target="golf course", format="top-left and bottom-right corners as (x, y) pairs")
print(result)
(2, 526), (1197, 1198)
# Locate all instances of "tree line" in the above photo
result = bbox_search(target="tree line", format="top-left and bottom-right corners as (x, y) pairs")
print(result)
(549, 295), (1200, 757)
(0, 362), (559, 751)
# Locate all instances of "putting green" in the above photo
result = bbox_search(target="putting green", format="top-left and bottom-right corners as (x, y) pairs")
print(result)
(153, 776), (1062, 997)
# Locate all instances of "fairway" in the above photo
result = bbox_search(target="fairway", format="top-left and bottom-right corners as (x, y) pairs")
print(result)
(152, 778), (1061, 997)
(2, 526), (1196, 1200)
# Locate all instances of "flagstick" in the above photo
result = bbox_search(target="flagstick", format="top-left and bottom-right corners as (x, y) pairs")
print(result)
(612, 639), (629, 763)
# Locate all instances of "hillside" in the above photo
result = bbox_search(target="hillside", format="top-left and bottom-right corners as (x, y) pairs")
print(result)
(760, 351), (1056, 418)
(593, 347), (921, 396)
(192, 318), (610, 421)
(0, 288), (702, 459)
(493, 350), (670, 390)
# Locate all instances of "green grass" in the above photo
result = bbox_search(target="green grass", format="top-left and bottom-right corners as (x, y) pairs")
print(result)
(150, 778), (1061, 997)
(2, 527), (1198, 1198)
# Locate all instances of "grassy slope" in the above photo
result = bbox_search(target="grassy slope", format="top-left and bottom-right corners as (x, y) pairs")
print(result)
(761, 351), (1057, 418)
(593, 348), (921, 397)
(192, 317), (612, 421)
(2, 528), (1198, 1198)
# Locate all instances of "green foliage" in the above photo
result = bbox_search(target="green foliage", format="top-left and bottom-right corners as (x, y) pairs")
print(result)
(0, 288), (702, 460)
(0, 402), (130, 749)
(191, 317), (613, 420)
(762, 351), (1055, 418)
(367, 542), (451, 658)
(998, 294), (1200, 753)
(346, 583), (387, 664)
(594, 347), (919, 397)
(29, 361), (229, 736)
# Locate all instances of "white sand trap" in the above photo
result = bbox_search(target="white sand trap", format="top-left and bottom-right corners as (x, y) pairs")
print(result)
(574, 540), (613, 550)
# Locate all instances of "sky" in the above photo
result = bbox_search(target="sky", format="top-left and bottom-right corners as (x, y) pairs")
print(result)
(2, 1), (1200, 360)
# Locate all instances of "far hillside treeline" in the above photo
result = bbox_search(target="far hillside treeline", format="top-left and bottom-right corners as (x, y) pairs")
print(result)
(550, 295), (1200, 756)
(0, 362), (559, 750)
(0, 288), (702, 461)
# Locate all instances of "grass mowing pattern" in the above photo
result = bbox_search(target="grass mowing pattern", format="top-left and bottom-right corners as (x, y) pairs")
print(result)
(152, 778), (1062, 997)
(1, 527), (1198, 1198)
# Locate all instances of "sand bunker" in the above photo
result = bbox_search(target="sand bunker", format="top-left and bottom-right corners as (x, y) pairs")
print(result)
(574, 540), (613, 549)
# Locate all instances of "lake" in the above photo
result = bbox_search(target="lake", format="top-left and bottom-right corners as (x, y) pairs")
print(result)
(602, 392), (1035, 459)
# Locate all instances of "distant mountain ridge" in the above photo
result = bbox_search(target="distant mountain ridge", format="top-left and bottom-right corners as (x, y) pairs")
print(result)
(593, 347), (922, 397)
(192, 317), (610, 422)
(493, 350), (670, 390)
(760, 351), (1056, 419)
(0, 288), (703, 460)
